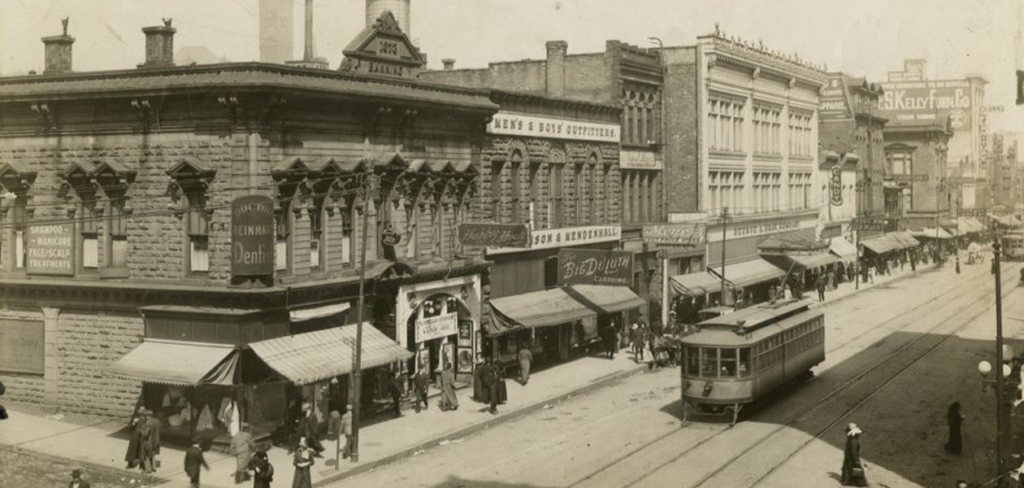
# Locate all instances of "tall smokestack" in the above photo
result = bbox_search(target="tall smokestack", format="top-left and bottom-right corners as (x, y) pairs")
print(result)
(303, 0), (314, 60)
(366, 0), (411, 35)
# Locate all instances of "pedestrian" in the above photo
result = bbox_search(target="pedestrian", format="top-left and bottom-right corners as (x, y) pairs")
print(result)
(945, 401), (964, 454)
(485, 359), (499, 415)
(124, 406), (144, 469)
(389, 371), (404, 417)
(247, 450), (274, 488)
(473, 359), (489, 403)
(495, 363), (508, 405)
(440, 362), (459, 411)
(292, 437), (315, 488)
(604, 326), (616, 359)
(231, 423), (255, 484)
(827, 267), (836, 291)
(296, 403), (324, 456)
(816, 273), (826, 302)
(184, 438), (210, 488)
(69, 469), (91, 488)
(613, 326), (622, 357)
(518, 345), (533, 385)
(413, 367), (430, 413)
(139, 408), (161, 474)
(341, 404), (353, 459)
(633, 323), (645, 362)
(841, 423), (868, 486)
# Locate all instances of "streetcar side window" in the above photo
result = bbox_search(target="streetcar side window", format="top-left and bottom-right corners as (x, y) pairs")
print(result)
(686, 346), (700, 376)
(701, 347), (719, 378)
(738, 348), (751, 377)
(720, 348), (737, 378)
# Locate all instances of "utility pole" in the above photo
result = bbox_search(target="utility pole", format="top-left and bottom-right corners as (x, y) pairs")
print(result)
(350, 172), (373, 464)
(719, 206), (730, 304)
(994, 235), (1007, 486)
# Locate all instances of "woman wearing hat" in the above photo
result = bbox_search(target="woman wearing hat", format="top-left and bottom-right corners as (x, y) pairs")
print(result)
(841, 423), (868, 486)
(247, 450), (274, 488)
(69, 469), (91, 488)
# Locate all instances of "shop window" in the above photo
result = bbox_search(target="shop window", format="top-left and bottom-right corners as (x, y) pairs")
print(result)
(108, 198), (129, 269)
(510, 151), (522, 224)
(309, 200), (324, 271)
(543, 256), (559, 288)
(701, 348), (719, 378)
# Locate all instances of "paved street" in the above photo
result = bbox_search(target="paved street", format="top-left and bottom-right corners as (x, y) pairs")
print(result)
(339, 257), (1024, 488)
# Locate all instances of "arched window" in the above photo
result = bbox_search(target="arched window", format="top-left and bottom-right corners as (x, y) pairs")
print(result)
(510, 150), (523, 224)
(588, 153), (599, 224)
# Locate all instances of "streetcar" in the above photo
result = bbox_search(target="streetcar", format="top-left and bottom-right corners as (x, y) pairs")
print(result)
(679, 299), (825, 424)
(1002, 232), (1024, 261)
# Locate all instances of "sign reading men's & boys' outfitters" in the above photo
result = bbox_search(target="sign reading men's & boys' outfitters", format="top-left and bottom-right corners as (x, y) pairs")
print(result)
(458, 223), (530, 248)
(231, 195), (275, 276)
(557, 249), (634, 287)
(26, 224), (74, 276)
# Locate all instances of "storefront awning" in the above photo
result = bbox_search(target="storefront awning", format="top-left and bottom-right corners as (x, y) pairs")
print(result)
(761, 252), (840, 272)
(756, 229), (827, 253)
(707, 258), (786, 289)
(911, 227), (955, 240)
(962, 218), (986, 233)
(889, 232), (920, 249)
(829, 237), (859, 261)
(861, 234), (901, 254)
(567, 285), (646, 314)
(670, 270), (723, 297)
(990, 214), (1019, 228)
(289, 302), (351, 322)
(107, 340), (239, 386)
(249, 324), (412, 385)
(488, 288), (597, 332)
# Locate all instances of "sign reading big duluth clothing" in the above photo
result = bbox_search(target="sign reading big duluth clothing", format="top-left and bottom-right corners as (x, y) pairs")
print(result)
(26, 224), (74, 276)
(557, 249), (634, 287)
(231, 195), (274, 276)
(487, 112), (620, 143)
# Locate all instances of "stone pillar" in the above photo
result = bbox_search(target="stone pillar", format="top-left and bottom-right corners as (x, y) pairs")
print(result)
(41, 307), (61, 408)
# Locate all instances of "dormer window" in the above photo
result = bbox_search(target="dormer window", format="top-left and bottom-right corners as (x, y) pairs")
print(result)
(0, 162), (37, 272)
(166, 158), (216, 276)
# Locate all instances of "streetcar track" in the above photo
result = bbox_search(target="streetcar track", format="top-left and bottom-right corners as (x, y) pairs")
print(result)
(563, 262), (1015, 488)
(685, 267), (1020, 488)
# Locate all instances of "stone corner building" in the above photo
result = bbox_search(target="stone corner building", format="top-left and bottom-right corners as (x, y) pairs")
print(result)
(0, 13), (495, 444)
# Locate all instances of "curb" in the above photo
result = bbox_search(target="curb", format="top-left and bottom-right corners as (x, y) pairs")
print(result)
(0, 444), (168, 486)
(312, 362), (648, 486)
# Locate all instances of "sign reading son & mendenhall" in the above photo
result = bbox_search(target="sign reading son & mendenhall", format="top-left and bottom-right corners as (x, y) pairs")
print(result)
(487, 225), (621, 255)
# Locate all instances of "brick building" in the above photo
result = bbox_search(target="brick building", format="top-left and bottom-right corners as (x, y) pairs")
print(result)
(882, 117), (954, 232)
(0, 14), (495, 443)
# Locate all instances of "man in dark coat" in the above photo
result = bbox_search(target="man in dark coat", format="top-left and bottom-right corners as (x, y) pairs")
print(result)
(296, 404), (324, 456)
(816, 273), (827, 302)
(124, 407), (143, 469)
(473, 359), (490, 403)
(413, 368), (430, 413)
(69, 469), (91, 488)
(480, 360), (499, 414)
(184, 439), (209, 488)
(389, 371), (404, 417)
(139, 409), (161, 474)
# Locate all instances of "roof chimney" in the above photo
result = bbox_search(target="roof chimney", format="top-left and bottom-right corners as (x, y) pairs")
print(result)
(142, 19), (176, 68)
(42, 17), (75, 75)
(442, 58), (455, 71)
(545, 40), (568, 98)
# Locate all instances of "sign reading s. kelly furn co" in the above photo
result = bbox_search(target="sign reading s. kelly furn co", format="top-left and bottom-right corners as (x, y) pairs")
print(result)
(487, 225), (621, 255)
(620, 151), (663, 170)
(877, 79), (973, 131)
(231, 195), (275, 276)
(26, 223), (74, 276)
(557, 249), (634, 287)
(458, 223), (530, 248)
(642, 223), (706, 246)
(487, 112), (620, 143)
(416, 313), (458, 343)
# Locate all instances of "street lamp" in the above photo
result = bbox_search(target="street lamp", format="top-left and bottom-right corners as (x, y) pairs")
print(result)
(978, 238), (1010, 486)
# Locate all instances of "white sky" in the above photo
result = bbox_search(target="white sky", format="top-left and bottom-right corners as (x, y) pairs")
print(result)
(1, 0), (1021, 131)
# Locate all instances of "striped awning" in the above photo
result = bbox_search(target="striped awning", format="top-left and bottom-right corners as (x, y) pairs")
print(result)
(107, 340), (239, 386)
(829, 237), (859, 261)
(911, 227), (955, 240)
(990, 214), (1019, 228)
(249, 324), (412, 385)
(861, 234), (902, 254)
(889, 232), (920, 249)
(488, 288), (597, 332)
(761, 252), (840, 272)
(707, 258), (786, 289)
(670, 270), (723, 297)
(567, 285), (646, 314)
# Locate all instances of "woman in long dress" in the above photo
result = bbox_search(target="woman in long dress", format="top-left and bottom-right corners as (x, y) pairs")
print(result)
(440, 362), (459, 411)
(123, 406), (143, 469)
(292, 437), (314, 488)
(248, 450), (274, 488)
(841, 423), (867, 486)
(945, 401), (964, 454)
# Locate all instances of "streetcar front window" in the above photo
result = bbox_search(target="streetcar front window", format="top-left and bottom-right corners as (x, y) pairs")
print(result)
(701, 347), (719, 378)
(738, 348), (751, 377)
(720, 348), (737, 378)
(686, 346), (700, 376)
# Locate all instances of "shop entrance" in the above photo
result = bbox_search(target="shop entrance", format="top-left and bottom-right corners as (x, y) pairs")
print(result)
(406, 293), (474, 383)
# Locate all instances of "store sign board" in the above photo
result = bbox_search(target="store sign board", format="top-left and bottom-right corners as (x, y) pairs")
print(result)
(557, 249), (634, 286)
(231, 195), (275, 276)
(854, 218), (893, 232)
(458, 223), (530, 248)
(947, 177), (974, 185)
(26, 224), (74, 276)
(487, 112), (620, 143)
(829, 165), (844, 206)
(892, 174), (929, 182)
(0, 319), (45, 374)
(819, 76), (852, 121)
(620, 151), (663, 170)
(488, 225), (621, 255)
(416, 313), (458, 343)
(877, 79), (973, 131)
(642, 223), (706, 246)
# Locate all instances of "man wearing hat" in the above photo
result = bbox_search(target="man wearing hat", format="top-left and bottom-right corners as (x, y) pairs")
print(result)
(841, 423), (868, 486)
(184, 438), (210, 488)
(231, 423), (256, 484)
(139, 408), (161, 474)
(341, 404), (353, 459)
(69, 469), (91, 488)
(296, 403), (324, 456)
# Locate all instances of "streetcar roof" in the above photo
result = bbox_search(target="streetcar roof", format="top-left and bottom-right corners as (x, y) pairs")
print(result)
(681, 309), (825, 346)
(696, 299), (811, 328)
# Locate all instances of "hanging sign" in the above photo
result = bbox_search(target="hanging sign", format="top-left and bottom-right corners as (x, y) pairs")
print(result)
(26, 223), (74, 276)
(458, 223), (530, 247)
(557, 249), (634, 286)
(642, 224), (706, 246)
(231, 195), (275, 276)
(488, 225), (621, 255)
(416, 313), (458, 343)
(487, 112), (620, 143)
(830, 165), (843, 206)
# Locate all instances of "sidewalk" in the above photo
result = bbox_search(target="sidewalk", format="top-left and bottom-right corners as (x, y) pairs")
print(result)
(1, 346), (649, 488)
(0, 256), (941, 488)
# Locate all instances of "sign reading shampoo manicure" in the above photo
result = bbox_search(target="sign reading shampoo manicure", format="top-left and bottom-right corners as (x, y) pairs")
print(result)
(26, 224), (74, 276)
(231, 195), (275, 276)
(487, 111), (620, 143)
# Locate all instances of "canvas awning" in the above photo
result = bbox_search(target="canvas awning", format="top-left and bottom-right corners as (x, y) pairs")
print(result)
(861, 235), (901, 254)
(707, 258), (786, 289)
(107, 340), (239, 386)
(829, 237), (859, 261)
(962, 218), (985, 233)
(761, 252), (840, 272)
(990, 214), (1019, 228)
(248, 324), (411, 385)
(289, 302), (351, 322)
(888, 231), (920, 249)
(487, 288), (597, 334)
(670, 270), (723, 297)
(566, 285), (646, 314)
(911, 227), (954, 239)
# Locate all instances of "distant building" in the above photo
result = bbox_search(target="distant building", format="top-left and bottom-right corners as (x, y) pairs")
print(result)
(259, 0), (294, 63)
